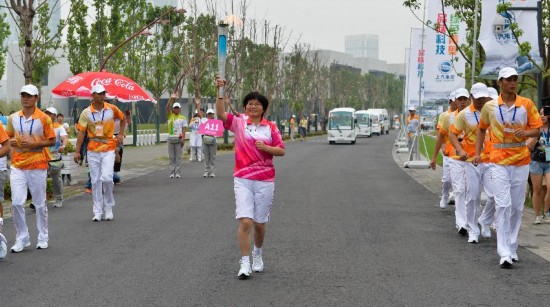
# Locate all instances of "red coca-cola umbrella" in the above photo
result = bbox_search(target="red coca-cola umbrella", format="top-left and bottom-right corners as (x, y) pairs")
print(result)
(51, 71), (156, 103)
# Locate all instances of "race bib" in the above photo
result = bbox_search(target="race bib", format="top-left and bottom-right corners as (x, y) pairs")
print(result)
(95, 125), (104, 137)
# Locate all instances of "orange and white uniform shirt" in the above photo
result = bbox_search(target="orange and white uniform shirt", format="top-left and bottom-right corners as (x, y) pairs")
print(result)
(76, 102), (125, 153)
(450, 103), (492, 162)
(6, 109), (55, 170)
(437, 109), (457, 157)
(479, 96), (542, 166)
(406, 114), (420, 137)
(0, 122), (9, 151)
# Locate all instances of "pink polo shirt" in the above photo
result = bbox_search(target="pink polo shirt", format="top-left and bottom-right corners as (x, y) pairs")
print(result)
(225, 113), (285, 181)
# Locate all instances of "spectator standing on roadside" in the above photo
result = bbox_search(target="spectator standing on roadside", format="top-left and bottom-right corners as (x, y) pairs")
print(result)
(527, 107), (550, 224)
(0, 121), (10, 259)
(6, 84), (55, 252)
(289, 115), (296, 140)
(215, 77), (285, 279)
(299, 116), (307, 141)
(44, 107), (68, 208)
(189, 114), (202, 162)
(166, 93), (187, 178)
(202, 109), (217, 178)
(74, 84), (125, 222)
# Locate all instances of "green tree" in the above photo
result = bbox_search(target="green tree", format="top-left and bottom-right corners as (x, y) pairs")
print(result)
(8, 0), (67, 89)
(403, 0), (550, 99)
(0, 12), (11, 79)
(66, 0), (92, 74)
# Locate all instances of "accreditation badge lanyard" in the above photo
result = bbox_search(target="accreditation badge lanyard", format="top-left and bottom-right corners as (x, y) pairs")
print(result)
(498, 104), (517, 143)
(91, 109), (106, 137)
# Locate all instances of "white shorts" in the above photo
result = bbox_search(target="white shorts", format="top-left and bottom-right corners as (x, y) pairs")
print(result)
(234, 177), (275, 223)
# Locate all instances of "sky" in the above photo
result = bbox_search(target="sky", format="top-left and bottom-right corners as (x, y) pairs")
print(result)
(242, 0), (423, 64)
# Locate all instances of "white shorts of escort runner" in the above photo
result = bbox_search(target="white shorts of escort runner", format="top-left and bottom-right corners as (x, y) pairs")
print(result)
(234, 177), (275, 223)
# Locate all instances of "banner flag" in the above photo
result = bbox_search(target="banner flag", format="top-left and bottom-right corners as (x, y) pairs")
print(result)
(423, 0), (466, 102)
(478, 0), (542, 79)
(406, 28), (424, 109)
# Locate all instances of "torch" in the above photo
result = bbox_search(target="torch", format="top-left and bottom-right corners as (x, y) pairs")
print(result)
(217, 21), (229, 99)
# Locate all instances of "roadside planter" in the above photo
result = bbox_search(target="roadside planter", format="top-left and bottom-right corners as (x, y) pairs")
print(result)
(61, 141), (77, 185)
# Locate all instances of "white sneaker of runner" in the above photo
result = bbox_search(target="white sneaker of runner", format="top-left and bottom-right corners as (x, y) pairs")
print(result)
(468, 234), (478, 244)
(252, 254), (264, 272)
(203, 172), (208, 178)
(169, 174), (175, 178)
(11, 238), (30, 253)
(175, 174), (181, 179)
(480, 223), (491, 238)
(53, 200), (63, 208)
(36, 240), (48, 249)
(534, 215), (543, 224)
(104, 208), (114, 221)
(238, 260), (251, 279)
(92, 214), (102, 222)
(439, 198), (447, 209)
(0, 233), (7, 259)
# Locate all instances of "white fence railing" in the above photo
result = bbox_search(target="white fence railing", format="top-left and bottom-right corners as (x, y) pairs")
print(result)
(136, 129), (156, 146)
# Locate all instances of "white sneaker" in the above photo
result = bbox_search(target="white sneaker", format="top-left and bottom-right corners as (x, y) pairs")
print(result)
(468, 235), (478, 244)
(36, 240), (48, 249)
(203, 172), (208, 178)
(237, 260), (251, 279)
(439, 198), (447, 209)
(511, 254), (519, 262)
(500, 256), (513, 269)
(534, 215), (543, 224)
(545, 213), (550, 223)
(104, 208), (113, 221)
(480, 223), (491, 238)
(252, 254), (264, 272)
(11, 238), (30, 253)
(92, 214), (102, 222)
(0, 233), (7, 259)
(175, 174), (181, 179)
(169, 174), (175, 178)
(209, 173), (216, 178)
(53, 200), (63, 208)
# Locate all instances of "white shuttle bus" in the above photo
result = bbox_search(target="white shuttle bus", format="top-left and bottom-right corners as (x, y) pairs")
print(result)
(327, 107), (357, 145)
(355, 110), (372, 137)
(366, 108), (390, 135)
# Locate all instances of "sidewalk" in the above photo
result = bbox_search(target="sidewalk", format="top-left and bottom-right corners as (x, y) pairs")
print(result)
(393, 141), (550, 263)
(1, 143), (208, 219)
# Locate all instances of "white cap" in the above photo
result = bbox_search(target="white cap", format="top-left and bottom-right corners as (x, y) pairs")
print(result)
(206, 108), (215, 114)
(470, 83), (490, 99)
(393, 114), (399, 118)
(454, 88), (470, 99)
(91, 84), (106, 94)
(292, 115), (296, 117)
(172, 102), (181, 108)
(408, 106), (416, 111)
(488, 87), (499, 101)
(498, 67), (518, 80)
(20, 84), (39, 96)
(45, 107), (58, 115)
(448, 91), (456, 101)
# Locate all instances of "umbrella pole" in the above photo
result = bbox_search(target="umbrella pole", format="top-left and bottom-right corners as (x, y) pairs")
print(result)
(132, 101), (137, 146)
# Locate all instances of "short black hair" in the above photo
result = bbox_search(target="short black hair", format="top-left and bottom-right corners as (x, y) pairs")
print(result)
(57, 113), (64, 117)
(242, 92), (269, 117)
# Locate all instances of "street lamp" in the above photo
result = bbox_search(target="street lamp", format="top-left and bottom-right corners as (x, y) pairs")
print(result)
(98, 6), (185, 146)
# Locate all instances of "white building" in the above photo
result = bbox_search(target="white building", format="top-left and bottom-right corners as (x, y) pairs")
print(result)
(345, 34), (379, 60)
(312, 49), (404, 77)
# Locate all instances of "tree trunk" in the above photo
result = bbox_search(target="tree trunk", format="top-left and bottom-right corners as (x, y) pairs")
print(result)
(10, 0), (35, 84)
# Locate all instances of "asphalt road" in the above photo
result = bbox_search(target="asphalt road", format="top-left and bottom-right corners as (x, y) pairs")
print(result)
(1, 132), (550, 306)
